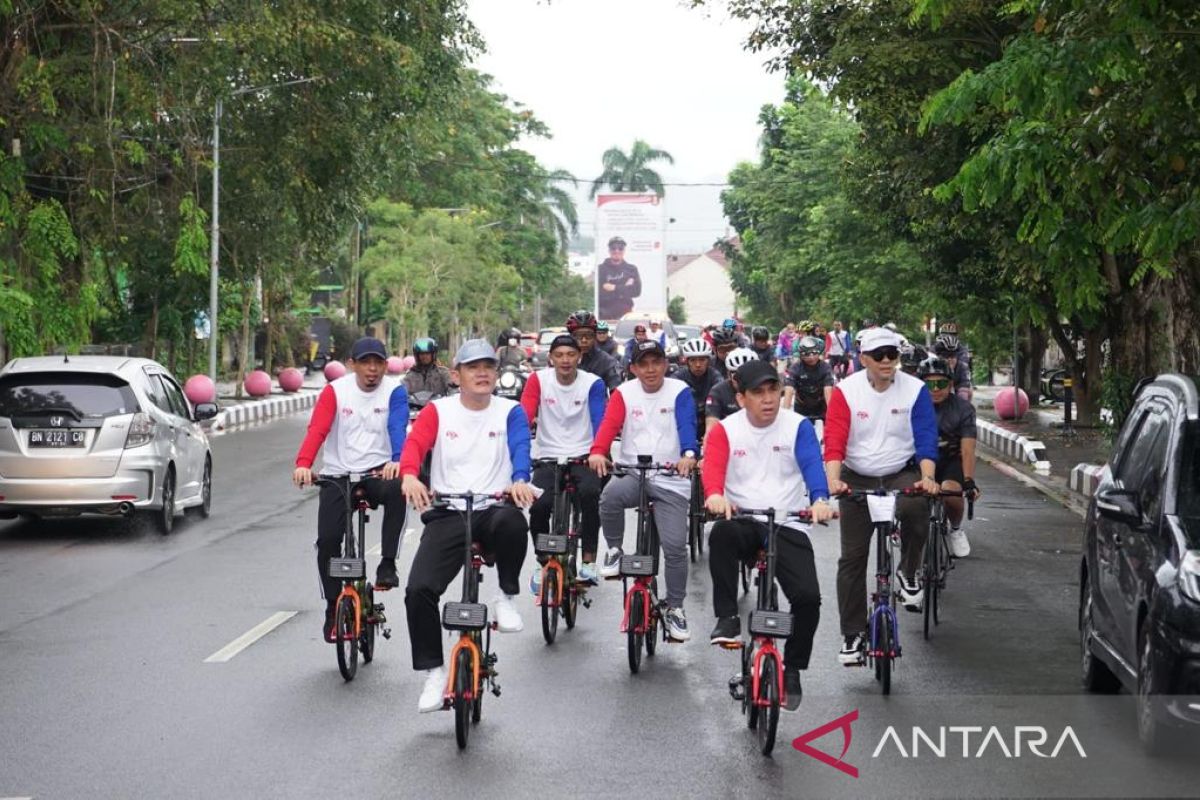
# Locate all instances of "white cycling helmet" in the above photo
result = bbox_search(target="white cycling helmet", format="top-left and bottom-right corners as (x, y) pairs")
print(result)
(724, 347), (758, 372)
(680, 338), (713, 359)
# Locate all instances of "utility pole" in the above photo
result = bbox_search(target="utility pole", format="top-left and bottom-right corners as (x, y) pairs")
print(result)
(208, 97), (222, 383)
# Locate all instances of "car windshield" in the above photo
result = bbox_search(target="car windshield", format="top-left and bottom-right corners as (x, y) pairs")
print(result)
(0, 372), (139, 419)
(1180, 420), (1200, 546)
(539, 330), (560, 345)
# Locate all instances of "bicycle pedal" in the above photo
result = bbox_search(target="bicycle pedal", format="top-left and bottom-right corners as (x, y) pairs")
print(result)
(581, 598), (593, 608)
(382, 628), (392, 639)
(728, 674), (746, 701)
(716, 641), (743, 650)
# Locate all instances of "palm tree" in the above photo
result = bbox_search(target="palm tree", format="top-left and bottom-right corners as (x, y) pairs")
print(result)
(589, 139), (675, 199)
(539, 168), (579, 251)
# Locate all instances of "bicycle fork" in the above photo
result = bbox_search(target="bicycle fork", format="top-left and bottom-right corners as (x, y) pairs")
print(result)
(620, 579), (655, 634)
(868, 524), (902, 660)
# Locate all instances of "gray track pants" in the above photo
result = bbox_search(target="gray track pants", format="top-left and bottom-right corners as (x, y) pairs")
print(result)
(599, 474), (690, 608)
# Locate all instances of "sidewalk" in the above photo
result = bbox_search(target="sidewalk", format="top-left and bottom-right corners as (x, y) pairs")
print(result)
(206, 373), (327, 433)
(972, 385), (1111, 517)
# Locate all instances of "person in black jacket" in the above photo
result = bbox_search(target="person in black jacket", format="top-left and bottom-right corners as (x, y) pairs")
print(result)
(596, 236), (641, 319)
(566, 309), (622, 392)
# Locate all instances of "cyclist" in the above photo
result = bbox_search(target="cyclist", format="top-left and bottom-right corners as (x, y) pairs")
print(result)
(704, 359), (834, 710)
(566, 309), (623, 392)
(899, 342), (928, 376)
(721, 317), (750, 348)
(711, 328), (740, 378)
(622, 323), (651, 371)
(705, 347), (758, 431)
(749, 326), (777, 365)
(521, 334), (608, 587)
(933, 337), (973, 402)
(783, 336), (835, 438)
(671, 337), (723, 439)
(292, 337), (410, 641)
(399, 339), (536, 713)
(824, 327), (938, 665)
(776, 322), (798, 360)
(826, 321), (852, 379)
(595, 321), (618, 357)
(918, 356), (980, 557)
(496, 328), (527, 368)
(589, 339), (700, 641)
(404, 337), (454, 397)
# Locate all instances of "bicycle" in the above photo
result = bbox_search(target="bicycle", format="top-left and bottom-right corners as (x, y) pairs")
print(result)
(531, 457), (593, 644)
(611, 456), (681, 674)
(720, 507), (834, 756)
(839, 487), (928, 695)
(314, 472), (394, 682)
(435, 491), (507, 750)
(688, 468), (706, 563)
(921, 489), (973, 640)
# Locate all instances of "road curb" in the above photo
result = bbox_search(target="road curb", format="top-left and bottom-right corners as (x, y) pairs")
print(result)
(976, 419), (1051, 474)
(1069, 462), (1107, 498)
(211, 390), (318, 432)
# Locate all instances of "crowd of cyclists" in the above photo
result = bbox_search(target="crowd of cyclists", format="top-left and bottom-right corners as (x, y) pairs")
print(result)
(292, 311), (981, 713)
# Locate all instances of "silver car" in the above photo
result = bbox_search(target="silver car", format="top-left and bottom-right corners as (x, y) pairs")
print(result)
(0, 356), (218, 533)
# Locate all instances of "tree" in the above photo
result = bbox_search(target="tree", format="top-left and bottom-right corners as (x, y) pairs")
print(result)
(667, 295), (687, 325)
(589, 140), (675, 198)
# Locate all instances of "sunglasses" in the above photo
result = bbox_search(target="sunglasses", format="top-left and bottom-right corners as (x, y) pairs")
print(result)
(924, 378), (951, 390)
(865, 347), (900, 362)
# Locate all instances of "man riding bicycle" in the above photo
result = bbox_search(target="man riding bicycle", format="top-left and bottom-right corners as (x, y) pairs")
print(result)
(705, 347), (757, 430)
(918, 356), (981, 558)
(703, 360), (834, 710)
(292, 337), (410, 641)
(933, 335), (973, 402)
(783, 336), (835, 437)
(670, 337), (723, 439)
(749, 326), (777, 366)
(404, 337), (454, 397)
(399, 339), (536, 713)
(589, 339), (700, 641)
(595, 320), (618, 357)
(566, 309), (623, 392)
(824, 328), (938, 665)
(711, 328), (740, 378)
(521, 334), (608, 587)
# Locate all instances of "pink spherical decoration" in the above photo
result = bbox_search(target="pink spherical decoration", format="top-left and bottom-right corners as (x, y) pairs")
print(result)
(323, 360), (347, 381)
(400, 355), (416, 371)
(386, 356), (404, 375)
(243, 370), (272, 397)
(184, 374), (216, 405)
(995, 387), (1030, 420)
(278, 367), (304, 393)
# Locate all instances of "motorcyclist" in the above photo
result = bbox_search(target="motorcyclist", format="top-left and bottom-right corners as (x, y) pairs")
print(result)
(496, 328), (528, 369)
(403, 337), (454, 397)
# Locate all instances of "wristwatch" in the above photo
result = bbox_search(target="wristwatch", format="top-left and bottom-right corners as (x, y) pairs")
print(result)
(682, 449), (696, 459)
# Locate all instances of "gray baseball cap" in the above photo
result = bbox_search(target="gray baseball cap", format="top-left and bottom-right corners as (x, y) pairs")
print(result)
(453, 338), (499, 367)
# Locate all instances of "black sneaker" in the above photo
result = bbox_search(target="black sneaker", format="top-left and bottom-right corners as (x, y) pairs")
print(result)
(783, 670), (803, 711)
(322, 603), (337, 644)
(375, 558), (399, 590)
(709, 616), (741, 645)
(838, 633), (865, 666)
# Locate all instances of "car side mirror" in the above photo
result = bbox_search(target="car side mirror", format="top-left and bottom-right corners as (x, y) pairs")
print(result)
(1095, 487), (1142, 526)
(193, 402), (219, 422)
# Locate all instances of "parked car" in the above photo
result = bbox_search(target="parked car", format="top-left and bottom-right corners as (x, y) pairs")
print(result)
(531, 326), (567, 368)
(1079, 372), (1200, 754)
(519, 332), (538, 359)
(675, 324), (702, 342)
(0, 356), (219, 534)
(613, 316), (680, 362)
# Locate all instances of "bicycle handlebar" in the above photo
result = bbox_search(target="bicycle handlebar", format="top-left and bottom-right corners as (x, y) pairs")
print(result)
(835, 487), (930, 498)
(531, 456), (591, 468)
(732, 507), (841, 520)
(611, 461), (679, 475)
(432, 490), (511, 501)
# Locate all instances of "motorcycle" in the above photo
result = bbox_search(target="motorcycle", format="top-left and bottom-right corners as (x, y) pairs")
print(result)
(494, 365), (528, 401)
(1040, 368), (1067, 403)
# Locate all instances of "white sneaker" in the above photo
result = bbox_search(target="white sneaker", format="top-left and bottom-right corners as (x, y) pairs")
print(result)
(494, 594), (524, 633)
(947, 527), (971, 558)
(418, 667), (446, 713)
(896, 572), (922, 611)
(599, 546), (622, 579)
(665, 607), (691, 641)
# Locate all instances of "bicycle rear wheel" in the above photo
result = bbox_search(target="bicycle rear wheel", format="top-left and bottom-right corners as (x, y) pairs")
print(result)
(758, 655), (781, 756)
(361, 584), (376, 663)
(335, 595), (358, 682)
(627, 592), (644, 674)
(879, 616), (893, 696)
(541, 567), (559, 645)
(454, 648), (472, 749)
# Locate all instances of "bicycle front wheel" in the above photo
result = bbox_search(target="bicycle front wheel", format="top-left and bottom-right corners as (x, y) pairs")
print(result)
(454, 648), (472, 749)
(758, 655), (781, 756)
(335, 595), (358, 682)
(879, 616), (893, 696)
(923, 534), (937, 641)
(541, 567), (559, 645)
(627, 592), (644, 674)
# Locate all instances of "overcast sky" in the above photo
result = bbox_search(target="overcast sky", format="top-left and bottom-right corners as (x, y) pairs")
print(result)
(466, 0), (785, 252)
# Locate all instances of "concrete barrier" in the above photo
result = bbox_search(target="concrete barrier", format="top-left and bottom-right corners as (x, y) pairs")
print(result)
(976, 419), (1051, 474)
(1069, 463), (1107, 498)
(211, 390), (318, 432)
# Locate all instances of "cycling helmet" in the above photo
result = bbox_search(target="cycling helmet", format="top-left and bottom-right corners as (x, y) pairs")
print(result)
(932, 339), (955, 357)
(565, 309), (598, 332)
(711, 328), (737, 347)
(916, 356), (952, 379)
(900, 344), (928, 372)
(721, 317), (738, 331)
(724, 347), (757, 372)
(796, 336), (823, 356)
(412, 337), (438, 355)
(936, 332), (960, 351)
(883, 322), (898, 332)
(680, 338), (713, 359)
(596, 320), (610, 333)
(751, 325), (770, 341)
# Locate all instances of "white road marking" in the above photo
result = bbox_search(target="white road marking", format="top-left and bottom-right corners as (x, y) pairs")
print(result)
(203, 611), (298, 663)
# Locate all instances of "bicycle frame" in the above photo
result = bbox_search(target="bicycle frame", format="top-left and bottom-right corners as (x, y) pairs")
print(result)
(532, 457), (588, 611)
(318, 473), (383, 641)
(615, 458), (668, 637)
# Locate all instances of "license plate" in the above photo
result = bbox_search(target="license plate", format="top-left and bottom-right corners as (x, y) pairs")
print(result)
(29, 429), (86, 448)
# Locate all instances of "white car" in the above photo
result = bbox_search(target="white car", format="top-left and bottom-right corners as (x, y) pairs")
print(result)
(0, 356), (219, 533)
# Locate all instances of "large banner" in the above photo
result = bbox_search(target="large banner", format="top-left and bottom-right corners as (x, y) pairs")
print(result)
(594, 193), (666, 320)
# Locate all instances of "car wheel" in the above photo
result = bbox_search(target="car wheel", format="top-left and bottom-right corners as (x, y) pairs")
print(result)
(153, 468), (176, 536)
(1137, 624), (1176, 756)
(1079, 573), (1121, 693)
(188, 457), (212, 519)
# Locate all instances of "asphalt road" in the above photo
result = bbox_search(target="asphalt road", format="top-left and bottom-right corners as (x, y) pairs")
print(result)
(2, 415), (1199, 799)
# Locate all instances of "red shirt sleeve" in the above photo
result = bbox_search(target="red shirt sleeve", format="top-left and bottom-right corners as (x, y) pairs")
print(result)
(295, 385), (337, 468)
(824, 386), (850, 463)
(701, 421), (730, 498)
(399, 402), (439, 477)
(520, 371), (541, 424)
(589, 389), (626, 456)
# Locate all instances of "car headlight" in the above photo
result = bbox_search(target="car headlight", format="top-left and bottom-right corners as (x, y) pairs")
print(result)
(1180, 551), (1200, 603)
(499, 371), (517, 389)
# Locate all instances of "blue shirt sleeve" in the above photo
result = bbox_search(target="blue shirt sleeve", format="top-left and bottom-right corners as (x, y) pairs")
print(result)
(910, 385), (939, 464)
(388, 384), (409, 461)
(506, 404), (533, 482)
(793, 419), (829, 502)
(673, 387), (699, 454)
(587, 379), (607, 436)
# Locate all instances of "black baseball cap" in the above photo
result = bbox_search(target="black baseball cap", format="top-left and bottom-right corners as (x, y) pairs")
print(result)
(350, 337), (388, 360)
(735, 359), (780, 392)
(549, 334), (580, 353)
(630, 340), (666, 363)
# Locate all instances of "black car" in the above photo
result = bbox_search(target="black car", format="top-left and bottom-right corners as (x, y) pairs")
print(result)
(1079, 373), (1200, 754)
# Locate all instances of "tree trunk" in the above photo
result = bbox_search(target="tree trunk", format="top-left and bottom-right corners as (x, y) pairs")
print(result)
(146, 294), (159, 360)
(262, 284), (274, 374)
(167, 335), (177, 375)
